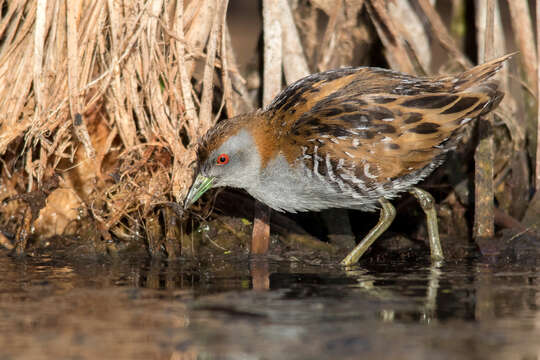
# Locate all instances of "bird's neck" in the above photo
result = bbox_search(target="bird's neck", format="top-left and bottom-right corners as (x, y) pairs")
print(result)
(244, 112), (285, 170)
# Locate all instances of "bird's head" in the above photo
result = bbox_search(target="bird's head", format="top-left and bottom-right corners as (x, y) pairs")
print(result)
(184, 114), (263, 208)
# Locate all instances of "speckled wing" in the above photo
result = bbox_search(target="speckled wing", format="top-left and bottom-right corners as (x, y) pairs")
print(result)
(265, 55), (510, 194)
(287, 88), (501, 181)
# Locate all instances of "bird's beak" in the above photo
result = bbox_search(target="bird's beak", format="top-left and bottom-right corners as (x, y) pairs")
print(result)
(184, 174), (215, 209)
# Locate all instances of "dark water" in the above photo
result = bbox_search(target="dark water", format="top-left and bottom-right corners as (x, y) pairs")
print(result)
(0, 251), (538, 360)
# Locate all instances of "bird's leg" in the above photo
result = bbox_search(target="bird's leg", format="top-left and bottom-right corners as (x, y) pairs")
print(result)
(252, 201), (271, 254)
(408, 187), (444, 261)
(340, 198), (396, 266)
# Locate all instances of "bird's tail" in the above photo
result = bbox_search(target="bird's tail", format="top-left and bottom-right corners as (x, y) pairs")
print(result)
(451, 53), (515, 116)
(453, 52), (516, 92)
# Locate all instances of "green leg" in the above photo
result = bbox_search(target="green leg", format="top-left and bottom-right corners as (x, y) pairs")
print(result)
(409, 187), (444, 261)
(340, 198), (396, 266)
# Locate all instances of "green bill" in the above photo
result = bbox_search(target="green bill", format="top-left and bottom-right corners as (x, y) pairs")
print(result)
(184, 175), (215, 208)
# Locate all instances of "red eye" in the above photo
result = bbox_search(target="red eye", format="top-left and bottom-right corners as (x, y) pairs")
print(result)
(216, 153), (229, 165)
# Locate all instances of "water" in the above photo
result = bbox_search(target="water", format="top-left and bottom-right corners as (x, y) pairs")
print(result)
(0, 251), (538, 359)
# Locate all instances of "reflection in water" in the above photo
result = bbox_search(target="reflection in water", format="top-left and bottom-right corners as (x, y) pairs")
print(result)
(0, 251), (538, 359)
(250, 258), (270, 291)
(423, 264), (441, 322)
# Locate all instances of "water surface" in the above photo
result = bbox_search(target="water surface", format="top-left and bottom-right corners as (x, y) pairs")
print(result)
(0, 251), (538, 359)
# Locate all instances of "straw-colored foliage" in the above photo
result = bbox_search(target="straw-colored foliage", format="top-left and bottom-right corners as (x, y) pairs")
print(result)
(0, 0), (249, 247)
(0, 0), (537, 255)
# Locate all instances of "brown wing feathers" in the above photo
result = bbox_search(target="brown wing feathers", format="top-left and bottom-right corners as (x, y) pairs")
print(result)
(274, 54), (511, 181)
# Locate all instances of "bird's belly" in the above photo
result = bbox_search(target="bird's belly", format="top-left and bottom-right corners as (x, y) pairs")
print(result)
(247, 152), (444, 213)
(248, 154), (380, 212)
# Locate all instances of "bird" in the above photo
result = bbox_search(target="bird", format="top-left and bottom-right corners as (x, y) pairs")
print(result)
(184, 54), (512, 266)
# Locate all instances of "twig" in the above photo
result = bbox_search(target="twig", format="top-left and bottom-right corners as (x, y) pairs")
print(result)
(387, 0), (431, 72)
(262, 0), (283, 105)
(317, 0), (343, 71)
(280, 0), (309, 83)
(507, 0), (537, 94)
(198, 0), (221, 137)
(204, 233), (229, 252)
(473, 0), (495, 239)
(33, 0), (47, 115)
(224, 26), (253, 114)
(416, 0), (472, 69)
(537, 0), (540, 192)
(365, 0), (415, 73)
(252, 0), (284, 255)
(46, 4), (147, 123)
(107, 0), (138, 150)
(67, 1), (95, 160)
(174, 0), (199, 136)
(219, 0), (234, 118)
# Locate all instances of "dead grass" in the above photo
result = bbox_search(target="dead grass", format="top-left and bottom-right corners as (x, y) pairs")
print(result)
(0, 0), (538, 257)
